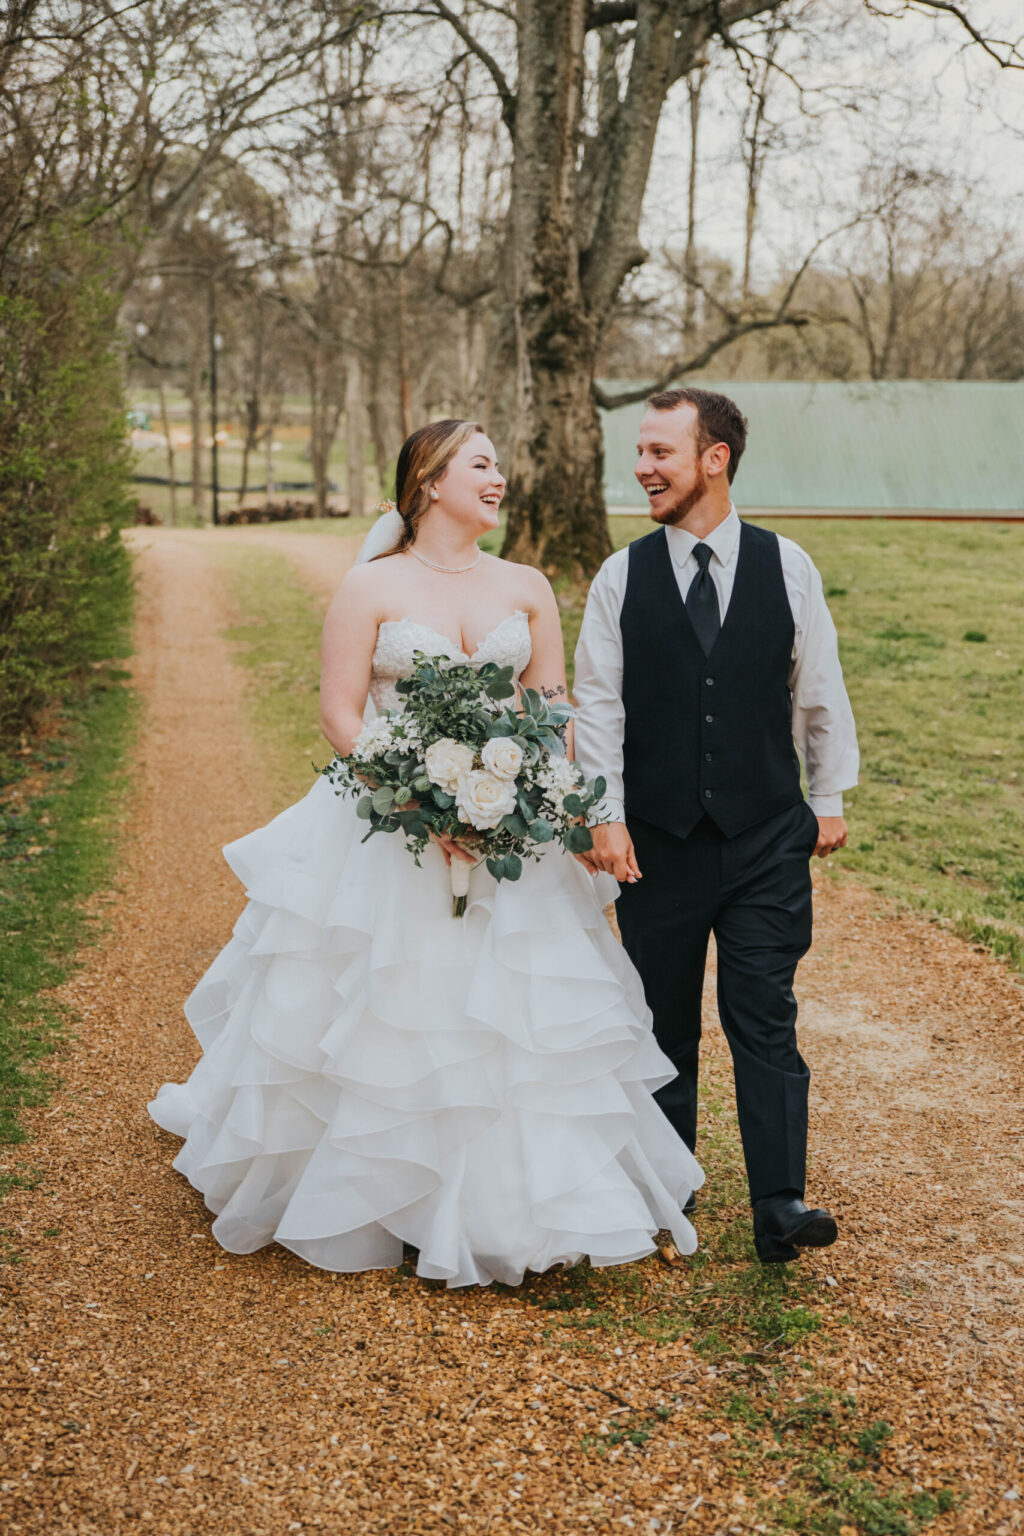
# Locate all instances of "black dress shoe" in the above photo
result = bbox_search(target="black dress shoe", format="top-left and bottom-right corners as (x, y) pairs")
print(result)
(683, 1190), (697, 1216)
(752, 1194), (838, 1264)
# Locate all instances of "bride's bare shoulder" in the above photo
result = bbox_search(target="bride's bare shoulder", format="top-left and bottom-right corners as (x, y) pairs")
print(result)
(325, 551), (407, 623)
(338, 551), (408, 597)
(485, 553), (555, 608)
(345, 550), (407, 584)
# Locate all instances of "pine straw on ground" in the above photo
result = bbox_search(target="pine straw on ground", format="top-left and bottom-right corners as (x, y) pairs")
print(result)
(1, 529), (1021, 1536)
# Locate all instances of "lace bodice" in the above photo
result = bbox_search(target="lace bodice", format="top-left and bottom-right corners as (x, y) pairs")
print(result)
(369, 610), (533, 714)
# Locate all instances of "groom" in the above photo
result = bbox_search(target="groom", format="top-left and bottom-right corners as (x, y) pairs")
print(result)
(573, 388), (859, 1262)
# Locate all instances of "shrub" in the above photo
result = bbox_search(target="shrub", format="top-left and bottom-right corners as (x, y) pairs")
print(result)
(0, 233), (133, 767)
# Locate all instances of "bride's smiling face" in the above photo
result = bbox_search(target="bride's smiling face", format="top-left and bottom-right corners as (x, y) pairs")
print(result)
(429, 432), (505, 534)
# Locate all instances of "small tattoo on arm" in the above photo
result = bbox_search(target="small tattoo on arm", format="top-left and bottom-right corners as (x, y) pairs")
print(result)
(540, 684), (566, 699)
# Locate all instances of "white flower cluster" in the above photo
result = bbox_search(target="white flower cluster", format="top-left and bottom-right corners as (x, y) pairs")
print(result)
(532, 755), (583, 816)
(352, 714), (421, 764)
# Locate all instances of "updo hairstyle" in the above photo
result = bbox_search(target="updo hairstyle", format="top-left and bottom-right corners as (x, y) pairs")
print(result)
(380, 418), (486, 557)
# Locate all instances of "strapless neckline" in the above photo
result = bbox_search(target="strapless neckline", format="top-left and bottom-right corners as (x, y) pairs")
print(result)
(376, 609), (529, 664)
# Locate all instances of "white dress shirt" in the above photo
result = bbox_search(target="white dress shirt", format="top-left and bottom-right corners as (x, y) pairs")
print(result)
(573, 506), (859, 822)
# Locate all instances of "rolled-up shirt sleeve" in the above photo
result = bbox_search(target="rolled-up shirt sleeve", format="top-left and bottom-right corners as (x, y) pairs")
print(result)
(786, 549), (859, 817)
(572, 555), (628, 823)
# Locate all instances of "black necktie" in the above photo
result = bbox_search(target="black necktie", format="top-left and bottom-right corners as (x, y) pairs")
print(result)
(685, 543), (720, 656)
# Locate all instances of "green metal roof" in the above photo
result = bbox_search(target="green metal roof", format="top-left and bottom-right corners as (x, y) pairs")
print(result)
(600, 381), (1024, 513)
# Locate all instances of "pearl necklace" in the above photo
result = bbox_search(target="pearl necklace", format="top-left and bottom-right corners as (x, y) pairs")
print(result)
(410, 545), (481, 575)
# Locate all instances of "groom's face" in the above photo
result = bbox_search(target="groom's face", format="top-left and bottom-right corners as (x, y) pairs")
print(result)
(635, 406), (707, 525)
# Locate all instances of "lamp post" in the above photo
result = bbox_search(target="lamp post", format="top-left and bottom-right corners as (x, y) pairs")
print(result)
(208, 281), (223, 526)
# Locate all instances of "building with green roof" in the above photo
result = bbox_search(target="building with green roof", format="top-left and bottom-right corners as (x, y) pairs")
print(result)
(600, 381), (1024, 517)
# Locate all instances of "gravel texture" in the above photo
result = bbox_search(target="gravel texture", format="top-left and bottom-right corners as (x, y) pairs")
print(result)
(1, 528), (1021, 1536)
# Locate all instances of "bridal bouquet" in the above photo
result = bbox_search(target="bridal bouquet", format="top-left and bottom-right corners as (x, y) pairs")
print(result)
(320, 653), (606, 916)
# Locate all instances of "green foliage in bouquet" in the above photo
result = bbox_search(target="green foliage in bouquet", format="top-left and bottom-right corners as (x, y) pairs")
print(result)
(320, 652), (606, 883)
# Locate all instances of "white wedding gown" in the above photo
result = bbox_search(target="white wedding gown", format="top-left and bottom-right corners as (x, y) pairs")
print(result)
(149, 610), (702, 1286)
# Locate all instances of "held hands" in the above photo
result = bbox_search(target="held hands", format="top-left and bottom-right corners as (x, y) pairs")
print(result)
(575, 815), (847, 876)
(575, 821), (642, 884)
(812, 816), (848, 858)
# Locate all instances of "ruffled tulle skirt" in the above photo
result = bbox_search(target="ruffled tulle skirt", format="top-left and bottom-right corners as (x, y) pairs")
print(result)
(149, 776), (703, 1287)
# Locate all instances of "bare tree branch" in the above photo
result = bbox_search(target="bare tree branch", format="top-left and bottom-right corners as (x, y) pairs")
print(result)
(594, 312), (810, 409)
(865, 1), (1024, 70)
(393, 3), (517, 130)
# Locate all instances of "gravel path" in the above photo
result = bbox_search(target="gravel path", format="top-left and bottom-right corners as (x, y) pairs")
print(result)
(1, 529), (1021, 1536)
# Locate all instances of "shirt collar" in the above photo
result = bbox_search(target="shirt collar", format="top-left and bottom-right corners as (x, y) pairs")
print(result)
(664, 503), (740, 568)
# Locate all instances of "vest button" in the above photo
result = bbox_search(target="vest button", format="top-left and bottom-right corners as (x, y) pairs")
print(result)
(705, 714), (715, 724)
(704, 789), (713, 798)
(705, 676), (715, 686)
(704, 752), (713, 762)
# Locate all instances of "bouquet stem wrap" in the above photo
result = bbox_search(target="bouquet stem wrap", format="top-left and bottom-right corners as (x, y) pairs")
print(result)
(449, 854), (482, 918)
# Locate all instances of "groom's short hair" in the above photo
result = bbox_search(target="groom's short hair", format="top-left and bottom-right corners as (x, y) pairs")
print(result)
(646, 387), (748, 483)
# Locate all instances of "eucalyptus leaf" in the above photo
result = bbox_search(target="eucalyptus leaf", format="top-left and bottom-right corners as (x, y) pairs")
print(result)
(356, 796), (374, 820)
(530, 818), (555, 843)
(565, 824), (593, 853)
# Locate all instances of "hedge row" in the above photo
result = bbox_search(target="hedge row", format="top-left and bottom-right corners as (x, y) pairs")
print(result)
(0, 237), (134, 766)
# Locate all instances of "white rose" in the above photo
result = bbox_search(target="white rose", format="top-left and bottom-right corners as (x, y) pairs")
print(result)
(455, 769), (517, 830)
(481, 737), (524, 781)
(424, 738), (476, 794)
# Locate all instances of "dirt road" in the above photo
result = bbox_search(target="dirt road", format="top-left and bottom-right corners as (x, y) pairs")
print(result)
(1, 528), (1021, 1536)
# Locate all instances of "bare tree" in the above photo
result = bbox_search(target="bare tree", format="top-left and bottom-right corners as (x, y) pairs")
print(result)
(394, 0), (1023, 576)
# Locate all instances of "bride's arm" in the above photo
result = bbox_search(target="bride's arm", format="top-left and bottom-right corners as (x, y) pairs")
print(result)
(319, 570), (381, 755)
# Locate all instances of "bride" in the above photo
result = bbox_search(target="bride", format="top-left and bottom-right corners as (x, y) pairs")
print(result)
(149, 418), (702, 1287)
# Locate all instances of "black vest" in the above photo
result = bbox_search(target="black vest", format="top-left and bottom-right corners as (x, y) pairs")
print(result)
(620, 521), (802, 840)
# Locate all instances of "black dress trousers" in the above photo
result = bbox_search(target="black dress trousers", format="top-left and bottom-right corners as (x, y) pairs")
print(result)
(615, 800), (819, 1204)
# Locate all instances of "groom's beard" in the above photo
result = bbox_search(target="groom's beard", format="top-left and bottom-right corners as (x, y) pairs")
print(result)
(649, 465), (708, 525)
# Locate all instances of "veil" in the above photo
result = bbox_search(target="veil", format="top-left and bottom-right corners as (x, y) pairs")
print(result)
(354, 504), (404, 720)
(354, 505), (404, 566)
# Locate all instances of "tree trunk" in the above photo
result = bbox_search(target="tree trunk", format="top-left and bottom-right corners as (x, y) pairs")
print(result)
(239, 392), (260, 506)
(309, 353), (329, 519)
(157, 379), (178, 525)
(345, 351), (366, 517)
(188, 333), (205, 518)
(397, 268), (412, 441)
(264, 426), (275, 501)
(501, 0), (611, 579)
(308, 350), (342, 518)
(684, 67), (705, 343)
(501, 0), (694, 578)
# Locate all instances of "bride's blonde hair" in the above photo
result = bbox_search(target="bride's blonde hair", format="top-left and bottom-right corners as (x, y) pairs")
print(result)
(379, 418), (486, 558)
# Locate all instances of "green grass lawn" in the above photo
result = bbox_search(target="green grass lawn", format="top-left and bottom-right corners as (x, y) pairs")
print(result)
(215, 510), (1024, 972)
(583, 516), (1024, 970)
(175, 510), (1024, 976)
